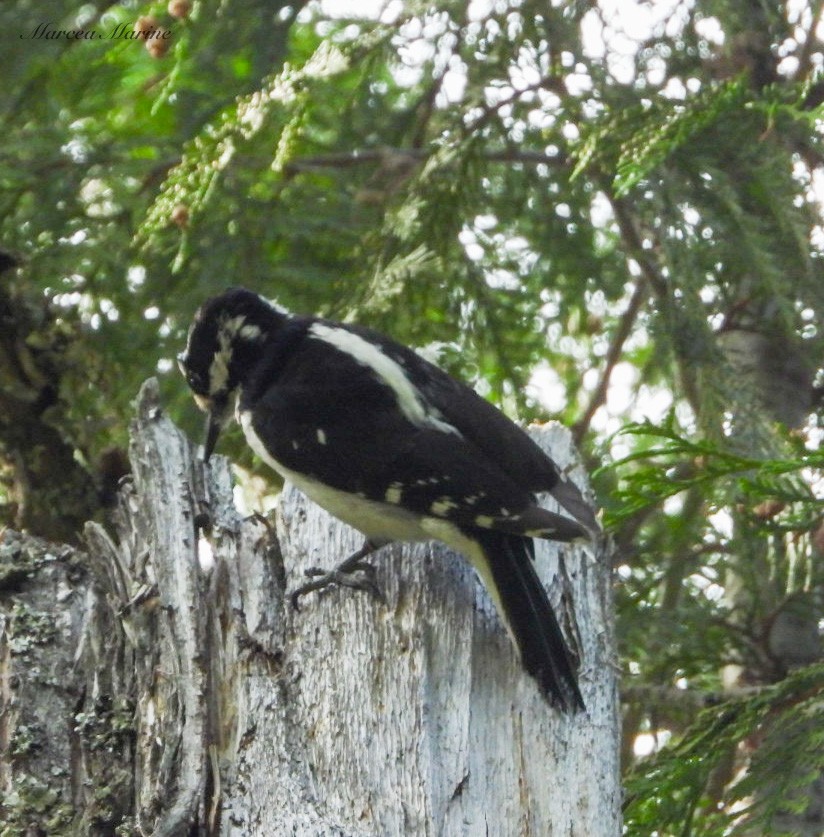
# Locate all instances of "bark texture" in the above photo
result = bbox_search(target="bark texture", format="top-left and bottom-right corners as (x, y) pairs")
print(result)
(0, 378), (619, 835)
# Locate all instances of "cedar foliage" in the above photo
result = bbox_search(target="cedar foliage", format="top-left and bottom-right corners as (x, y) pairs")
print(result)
(1, 0), (823, 833)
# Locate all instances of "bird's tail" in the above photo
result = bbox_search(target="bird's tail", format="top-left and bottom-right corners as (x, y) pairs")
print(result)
(472, 530), (584, 712)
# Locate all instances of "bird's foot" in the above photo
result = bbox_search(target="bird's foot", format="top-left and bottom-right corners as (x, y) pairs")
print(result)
(290, 540), (386, 610)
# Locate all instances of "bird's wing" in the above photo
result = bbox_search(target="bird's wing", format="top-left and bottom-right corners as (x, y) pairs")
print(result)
(247, 375), (589, 542)
(343, 324), (598, 531)
(363, 426), (590, 541)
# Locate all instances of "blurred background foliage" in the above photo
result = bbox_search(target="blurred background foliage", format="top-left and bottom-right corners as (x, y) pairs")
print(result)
(1, 0), (823, 832)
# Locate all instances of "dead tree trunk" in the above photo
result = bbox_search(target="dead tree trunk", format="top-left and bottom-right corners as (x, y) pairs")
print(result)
(0, 378), (620, 835)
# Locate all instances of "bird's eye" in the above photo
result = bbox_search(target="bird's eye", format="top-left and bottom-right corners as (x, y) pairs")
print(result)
(189, 372), (206, 392)
(178, 354), (207, 393)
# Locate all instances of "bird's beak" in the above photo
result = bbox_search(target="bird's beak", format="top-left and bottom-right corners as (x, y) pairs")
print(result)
(202, 398), (230, 463)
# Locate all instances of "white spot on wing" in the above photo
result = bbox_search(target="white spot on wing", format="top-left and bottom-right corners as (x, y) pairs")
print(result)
(415, 477), (443, 487)
(525, 527), (553, 537)
(317, 428), (327, 445)
(430, 497), (458, 517)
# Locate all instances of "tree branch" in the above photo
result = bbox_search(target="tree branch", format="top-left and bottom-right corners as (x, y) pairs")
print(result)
(608, 196), (669, 298)
(282, 146), (569, 177)
(572, 278), (648, 444)
(463, 75), (569, 137)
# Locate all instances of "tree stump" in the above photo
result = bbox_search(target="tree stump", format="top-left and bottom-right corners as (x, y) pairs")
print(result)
(0, 378), (620, 835)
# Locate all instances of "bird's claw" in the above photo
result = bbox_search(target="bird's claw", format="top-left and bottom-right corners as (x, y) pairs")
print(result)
(290, 560), (385, 610)
(303, 558), (377, 580)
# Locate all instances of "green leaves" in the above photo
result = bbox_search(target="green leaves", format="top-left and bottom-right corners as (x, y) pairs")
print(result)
(572, 78), (751, 195)
(624, 664), (824, 836)
(599, 419), (823, 528)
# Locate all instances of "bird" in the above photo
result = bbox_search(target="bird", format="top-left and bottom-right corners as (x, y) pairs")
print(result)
(179, 287), (597, 712)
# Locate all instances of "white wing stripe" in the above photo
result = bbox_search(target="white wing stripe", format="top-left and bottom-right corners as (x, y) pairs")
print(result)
(308, 323), (460, 436)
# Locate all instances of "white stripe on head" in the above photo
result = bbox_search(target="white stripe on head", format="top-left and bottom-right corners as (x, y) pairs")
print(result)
(209, 333), (232, 395)
(208, 313), (267, 396)
(308, 323), (460, 435)
(222, 314), (264, 342)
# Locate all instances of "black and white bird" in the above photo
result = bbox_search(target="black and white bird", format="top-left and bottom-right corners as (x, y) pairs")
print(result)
(179, 287), (597, 712)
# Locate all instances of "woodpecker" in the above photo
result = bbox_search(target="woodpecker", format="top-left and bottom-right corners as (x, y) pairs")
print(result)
(179, 287), (597, 712)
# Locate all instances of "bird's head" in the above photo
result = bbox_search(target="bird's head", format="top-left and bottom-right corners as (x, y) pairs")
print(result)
(178, 287), (288, 461)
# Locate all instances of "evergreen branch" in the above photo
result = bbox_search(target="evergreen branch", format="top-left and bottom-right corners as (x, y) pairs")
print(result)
(598, 420), (823, 526)
(608, 197), (668, 296)
(572, 277), (648, 444)
(463, 74), (569, 137)
(623, 663), (824, 834)
(622, 683), (773, 709)
(282, 146), (569, 175)
(607, 421), (824, 473)
(410, 73), (450, 150)
(571, 78), (751, 200)
(136, 29), (397, 252)
(409, 8), (469, 150)
(658, 486), (706, 613)
(606, 195), (705, 418)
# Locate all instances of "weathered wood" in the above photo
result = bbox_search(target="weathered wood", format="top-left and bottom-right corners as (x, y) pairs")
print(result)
(255, 429), (620, 836)
(0, 378), (620, 835)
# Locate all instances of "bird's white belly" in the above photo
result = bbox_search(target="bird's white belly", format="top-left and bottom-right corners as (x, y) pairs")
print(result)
(238, 408), (507, 620)
(238, 410), (428, 542)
